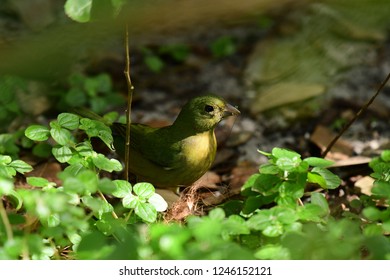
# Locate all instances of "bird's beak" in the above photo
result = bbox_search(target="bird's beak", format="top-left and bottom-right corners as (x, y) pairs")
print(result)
(223, 103), (240, 118)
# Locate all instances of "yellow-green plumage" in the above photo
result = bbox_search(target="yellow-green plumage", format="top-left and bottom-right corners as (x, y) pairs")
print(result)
(79, 95), (239, 188)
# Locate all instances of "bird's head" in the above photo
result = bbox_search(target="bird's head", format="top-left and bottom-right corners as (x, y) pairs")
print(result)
(174, 95), (240, 133)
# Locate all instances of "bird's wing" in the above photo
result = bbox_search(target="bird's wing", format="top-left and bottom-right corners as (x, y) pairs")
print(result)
(113, 123), (183, 170)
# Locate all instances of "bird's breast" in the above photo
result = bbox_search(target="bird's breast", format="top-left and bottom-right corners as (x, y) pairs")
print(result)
(181, 130), (217, 171)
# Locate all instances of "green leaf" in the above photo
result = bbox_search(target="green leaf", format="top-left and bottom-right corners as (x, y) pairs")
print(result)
(297, 204), (324, 222)
(92, 154), (122, 172)
(304, 157), (334, 167)
(255, 244), (290, 260)
(79, 119), (114, 150)
(133, 183), (155, 199)
(307, 172), (327, 188)
(0, 155), (12, 164)
(112, 180), (132, 198)
(276, 157), (301, 172)
(251, 173), (282, 195)
(32, 143), (52, 158)
(8, 160), (33, 174)
(209, 208), (225, 220)
(122, 193), (139, 209)
(0, 165), (16, 178)
(144, 54), (164, 73)
(222, 215), (250, 236)
(27, 177), (50, 188)
(0, 176), (14, 195)
(363, 207), (382, 221)
(98, 178), (116, 195)
(25, 125), (50, 141)
(57, 113), (79, 130)
(259, 163), (280, 174)
(372, 180), (390, 198)
(311, 167), (341, 189)
(263, 223), (284, 237)
(135, 202), (157, 223)
(210, 36), (236, 58)
(75, 141), (94, 157)
(311, 192), (329, 216)
(381, 150), (390, 162)
(64, 0), (92, 23)
(272, 148), (301, 160)
(50, 121), (73, 146)
(148, 193), (168, 212)
(52, 146), (73, 163)
(247, 210), (273, 231)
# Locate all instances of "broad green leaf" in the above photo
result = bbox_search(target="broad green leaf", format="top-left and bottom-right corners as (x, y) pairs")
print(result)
(222, 215), (250, 236)
(8, 160), (33, 174)
(208, 208), (225, 220)
(79, 119), (114, 150)
(255, 244), (290, 260)
(247, 210), (273, 231)
(92, 154), (122, 172)
(24, 125), (50, 141)
(272, 148), (301, 161)
(32, 143), (52, 158)
(122, 194), (138, 209)
(311, 167), (341, 189)
(27, 177), (50, 188)
(135, 202), (157, 223)
(133, 183), (155, 199)
(75, 141), (94, 157)
(57, 113), (79, 130)
(251, 173), (282, 195)
(262, 223), (284, 237)
(0, 165), (16, 178)
(241, 173), (260, 194)
(52, 146), (73, 163)
(307, 172), (327, 188)
(112, 180), (132, 198)
(275, 207), (298, 224)
(363, 207), (382, 221)
(276, 157), (301, 172)
(64, 0), (92, 23)
(50, 121), (73, 146)
(381, 150), (390, 162)
(97, 178), (116, 195)
(297, 204), (324, 222)
(371, 180), (390, 198)
(148, 193), (168, 212)
(0, 155), (12, 164)
(259, 163), (279, 174)
(304, 157), (334, 168)
(0, 176), (14, 195)
(311, 192), (329, 216)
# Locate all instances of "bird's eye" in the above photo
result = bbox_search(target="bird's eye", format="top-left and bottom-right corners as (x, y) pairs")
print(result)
(204, 105), (214, 113)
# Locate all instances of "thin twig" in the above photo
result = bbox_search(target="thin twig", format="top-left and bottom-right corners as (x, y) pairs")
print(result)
(98, 190), (118, 219)
(322, 72), (390, 158)
(0, 200), (13, 241)
(124, 23), (134, 182)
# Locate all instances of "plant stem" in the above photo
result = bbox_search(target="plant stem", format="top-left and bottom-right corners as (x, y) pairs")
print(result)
(124, 23), (134, 182)
(98, 190), (118, 219)
(0, 199), (13, 241)
(322, 72), (390, 158)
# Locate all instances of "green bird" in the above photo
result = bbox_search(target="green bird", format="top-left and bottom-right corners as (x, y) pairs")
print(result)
(78, 95), (240, 188)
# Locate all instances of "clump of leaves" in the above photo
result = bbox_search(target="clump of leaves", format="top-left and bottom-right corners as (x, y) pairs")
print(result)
(141, 44), (191, 73)
(58, 73), (124, 113)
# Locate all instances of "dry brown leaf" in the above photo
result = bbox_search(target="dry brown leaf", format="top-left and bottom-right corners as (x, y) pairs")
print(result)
(354, 176), (374, 196)
(310, 125), (354, 160)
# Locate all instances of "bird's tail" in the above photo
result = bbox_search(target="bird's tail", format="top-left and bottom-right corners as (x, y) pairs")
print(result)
(72, 107), (108, 124)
